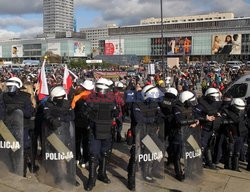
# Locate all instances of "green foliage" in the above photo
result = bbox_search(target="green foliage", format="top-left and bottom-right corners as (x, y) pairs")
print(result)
(69, 59), (87, 68)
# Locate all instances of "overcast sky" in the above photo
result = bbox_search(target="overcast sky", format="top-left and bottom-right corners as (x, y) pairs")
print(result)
(1, 0), (250, 40)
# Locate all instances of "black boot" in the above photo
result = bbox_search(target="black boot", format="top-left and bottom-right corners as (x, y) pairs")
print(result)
(174, 160), (184, 182)
(233, 156), (241, 172)
(85, 157), (98, 191)
(29, 130), (39, 173)
(142, 162), (154, 183)
(224, 155), (232, 170)
(97, 153), (111, 184)
(117, 132), (122, 143)
(127, 159), (136, 191)
(247, 164), (250, 171)
(205, 150), (217, 170)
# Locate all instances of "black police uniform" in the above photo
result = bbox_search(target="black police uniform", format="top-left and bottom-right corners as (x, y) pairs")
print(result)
(2, 90), (34, 176)
(159, 93), (177, 164)
(172, 100), (198, 181)
(213, 99), (232, 165)
(43, 98), (76, 185)
(85, 91), (118, 191)
(74, 99), (91, 164)
(127, 99), (163, 190)
(221, 106), (248, 171)
(195, 97), (222, 168)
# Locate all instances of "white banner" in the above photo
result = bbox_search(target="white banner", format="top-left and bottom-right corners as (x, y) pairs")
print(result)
(74, 42), (86, 57)
(11, 45), (23, 57)
(148, 63), (155, 75)
(47, 43), (61, 55)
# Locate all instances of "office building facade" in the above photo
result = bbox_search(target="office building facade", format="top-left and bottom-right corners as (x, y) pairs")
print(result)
(98, 16), (250, 62)
(43, 0), (74, 34)
(80, 24), (118, 50)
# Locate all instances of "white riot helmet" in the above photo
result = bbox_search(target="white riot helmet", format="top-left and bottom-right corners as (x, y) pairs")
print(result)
(231, 98), (246, 111)
(95, 78), (110, 94)
(205, 88), (221, 102)
(80, 80), (94, 91)
(141, 85), (164, 100)
(179, 91), (198, 107)
(50, 86), (67, 101)
(165, 87), (178, 97)
(6, 77), (23, 93)
(115, 81), (124, 88)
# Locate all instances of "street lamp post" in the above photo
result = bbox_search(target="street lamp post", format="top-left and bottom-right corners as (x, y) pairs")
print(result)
(160, 0), (165, 78)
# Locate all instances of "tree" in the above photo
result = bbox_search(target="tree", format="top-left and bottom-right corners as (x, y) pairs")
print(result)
(41, 51), (62, 63)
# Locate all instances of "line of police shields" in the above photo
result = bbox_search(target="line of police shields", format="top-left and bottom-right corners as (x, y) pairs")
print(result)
(134, 118), (203, 190)
(0, 110), (202, 190)
(37, 121), (76, 190)
(0, 110), (76, 190)
(0, 110), (24, 177)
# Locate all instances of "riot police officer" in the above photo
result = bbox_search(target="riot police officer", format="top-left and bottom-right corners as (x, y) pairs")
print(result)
(159, 87), (178, 165)
(222, 98), (247, 171)
(127, 85), (164, 191)
(172, 91), (199, 181)
(72, 80), (94, 167)
(2, 77), (34, 176)
(43, 86), (78, 187)
(195, 88), (222, 169)
(85, 78), (118, 191)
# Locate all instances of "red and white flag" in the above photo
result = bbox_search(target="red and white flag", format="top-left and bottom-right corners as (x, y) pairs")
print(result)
(38, 58), (49, 100)
(63, 65), (73, 94)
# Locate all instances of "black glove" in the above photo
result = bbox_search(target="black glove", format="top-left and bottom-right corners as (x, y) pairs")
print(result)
(50, 118), (61, 130)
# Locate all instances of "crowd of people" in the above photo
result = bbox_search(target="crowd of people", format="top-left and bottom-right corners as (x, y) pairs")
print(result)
(0, 63), (249, 191)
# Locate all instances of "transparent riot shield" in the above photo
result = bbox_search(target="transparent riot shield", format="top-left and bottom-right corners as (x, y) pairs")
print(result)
(0, 110), (24, 177)
(182, 125), (203, 180)
(135, 120), (165, 191)
(38, 121), (76, 190)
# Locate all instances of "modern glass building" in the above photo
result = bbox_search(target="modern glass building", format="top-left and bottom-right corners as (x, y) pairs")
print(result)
(99, 17), (250, 62)
(0, 38), (91, 61)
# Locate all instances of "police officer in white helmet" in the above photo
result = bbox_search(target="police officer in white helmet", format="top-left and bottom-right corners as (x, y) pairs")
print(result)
(172, 91), (199, 181)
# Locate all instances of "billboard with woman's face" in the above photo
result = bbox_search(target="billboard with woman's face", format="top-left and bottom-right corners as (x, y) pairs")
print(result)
(212, 34), (242, 55)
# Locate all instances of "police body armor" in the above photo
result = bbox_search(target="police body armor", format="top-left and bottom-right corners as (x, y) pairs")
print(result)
(38, 102), (76, 190)
(0, 109), (24, 177)
(177, 104), (203, 180)
(134, 101), (165, 189)
(88, 97), (115, 140)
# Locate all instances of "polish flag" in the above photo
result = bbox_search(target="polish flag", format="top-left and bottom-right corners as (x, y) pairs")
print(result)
(63, 65), (73, 94)
(38, 58), (49, 100)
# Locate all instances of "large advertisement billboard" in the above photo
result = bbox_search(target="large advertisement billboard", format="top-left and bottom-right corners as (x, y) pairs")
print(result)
(104, 39), (124, 55)
(0, 46), (2, 58)
(74, 42), (86, 57)
(11, 45), (23, 57)
(167, 36), (192, 55)
(47, 43), (61, 55)
(212, 34), (241, 55)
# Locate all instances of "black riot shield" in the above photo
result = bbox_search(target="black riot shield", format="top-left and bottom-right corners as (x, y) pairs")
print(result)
(135, 120), (165, 190)
(181, 125), (203, 180)
(38, 121), (76, 190)
(0, 110), (24, 177)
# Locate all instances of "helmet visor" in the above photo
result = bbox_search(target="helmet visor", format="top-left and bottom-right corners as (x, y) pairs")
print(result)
(7, 85), (18, 93)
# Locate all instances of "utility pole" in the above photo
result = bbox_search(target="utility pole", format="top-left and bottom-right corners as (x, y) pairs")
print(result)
(160, 0), (165, 78)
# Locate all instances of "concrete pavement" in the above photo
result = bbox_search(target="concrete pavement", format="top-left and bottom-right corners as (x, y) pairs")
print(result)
(1, 124), (250, 192)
